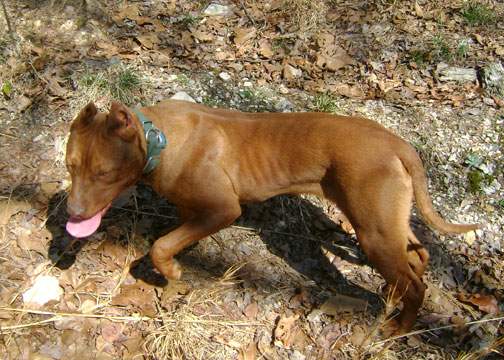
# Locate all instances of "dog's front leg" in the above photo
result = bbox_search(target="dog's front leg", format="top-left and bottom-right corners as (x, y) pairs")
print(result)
(149, 204), (241, 280)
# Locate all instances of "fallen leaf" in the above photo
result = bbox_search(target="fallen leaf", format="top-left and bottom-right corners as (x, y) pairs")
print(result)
(13, 95), (32, 113)
(458, 293), (499, 314)
(244, 302), (259, 319)
(283, 63), (302, 80)
(258, 39), (274, 58)
(111, 282), (157, 316)
(0, 199), (31, 225)
(473, 33), (484, 45)
(349, 325), (370, 347)
(95, 41), (119, 58)
(239, 341), (257, 360)
(234, 27), (257, 46)
(212, 334), (242, 349)
(320, 294), (368, 315)
(80, 299), (97, 314)
(16, 228), (46, 254)
(329, 84), (365, 99)
(192, 29), (214, 42)
(113, 4), (141, 23)
(136, 33), (160, 50)
(414, 2), (424, 18)
(317, 324), (341, 350)
(101, 322), (126, 343)
(274, 314), (307, 349)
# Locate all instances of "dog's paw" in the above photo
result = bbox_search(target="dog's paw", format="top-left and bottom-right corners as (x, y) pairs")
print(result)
(163, 258), (183, 280)
(380, 319), (407, 338)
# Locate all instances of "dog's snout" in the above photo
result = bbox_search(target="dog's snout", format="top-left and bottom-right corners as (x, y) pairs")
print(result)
(67, 200), (85, 218)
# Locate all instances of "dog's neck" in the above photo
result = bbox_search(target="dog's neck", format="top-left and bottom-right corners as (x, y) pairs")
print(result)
(132, 108), (167, 174)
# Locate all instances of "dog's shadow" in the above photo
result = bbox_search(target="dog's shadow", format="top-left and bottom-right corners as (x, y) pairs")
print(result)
(45, 184), (444, 317)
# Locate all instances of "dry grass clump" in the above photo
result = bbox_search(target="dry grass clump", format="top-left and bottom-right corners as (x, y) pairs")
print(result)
(143, 264), (260, 360)
(280, 0), (328, 33)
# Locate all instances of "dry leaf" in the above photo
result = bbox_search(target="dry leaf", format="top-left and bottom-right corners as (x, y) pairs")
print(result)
(317, 324), (341, 350)
(473, 33), (484, 45)
(239, 341), (257, 360)
(0, 199), (31, 225)
(244, 302), (259, 319)
(192, 29), (214, 42)
(95, 41), (119, 58)
(283, 63), (302, 80)
(234, 27), (257, 46)
(258, 39), (274, 58)
(349, 325), (370, 347)
(212, 334), (242, 349)
(112, 282), (157, 316)
(329, 84), (365, 99)
(101, 322), (126, 343)
(274, 314), (307, 349)
(414, 2), (424, 18)
(113, 4), (141, 23)
(458, 293), (499, 314)
(136, 33), (160, 50)
(320, 294), (368, 315)
(16, 228), (46, 254)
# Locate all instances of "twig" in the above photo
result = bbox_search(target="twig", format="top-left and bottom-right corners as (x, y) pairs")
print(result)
(0, 132), (16, 139)
(238, 0), (255, 27)
(372, 315), (504, 345)
(0, 306), (264, 332)
(0, 0), (14, 38)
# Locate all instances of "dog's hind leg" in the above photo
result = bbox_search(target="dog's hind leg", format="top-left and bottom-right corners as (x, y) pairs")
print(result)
(321, 161), (426, 334)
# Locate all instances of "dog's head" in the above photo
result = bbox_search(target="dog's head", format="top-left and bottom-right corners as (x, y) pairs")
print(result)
(65, 101), (145, 237)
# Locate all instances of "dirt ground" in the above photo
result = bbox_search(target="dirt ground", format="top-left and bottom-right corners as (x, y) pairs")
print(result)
(0, 1), (503, 359)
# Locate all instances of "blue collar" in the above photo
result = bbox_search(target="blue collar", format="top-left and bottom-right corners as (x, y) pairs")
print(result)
(133, 109), (167, 174)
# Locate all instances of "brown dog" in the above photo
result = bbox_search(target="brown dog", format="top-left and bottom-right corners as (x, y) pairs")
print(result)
(65, 99), (478, 334)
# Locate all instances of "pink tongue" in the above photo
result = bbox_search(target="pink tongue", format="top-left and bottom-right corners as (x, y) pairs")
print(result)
(66, 211), (103, 238)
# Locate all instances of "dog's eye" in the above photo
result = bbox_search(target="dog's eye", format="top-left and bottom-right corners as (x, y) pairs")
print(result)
(97, 170), (111, 177)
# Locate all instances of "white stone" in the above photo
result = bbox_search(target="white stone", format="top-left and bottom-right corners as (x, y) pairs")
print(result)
(278, 83), (289, 94)
(203, 4), (233, 16)
(170, 91), (196, 103)
(219, 72), (231, 81)
(23, 275), (63, 308)
(243, 81), (253, 87)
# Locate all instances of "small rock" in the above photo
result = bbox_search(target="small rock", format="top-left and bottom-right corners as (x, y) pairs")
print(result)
(464, 230), (476, 246)
(219, 72), (231, 81)
(243, 81), (253, 87)
(437, 64), (477, 83)
(274, 98), (294, 112)
(23, 275), (63, 308)
(283, 64), (302, 80)
(481, 62), (504, 97)
(289, 350), (306, 360)
(170, 91), (196, 103)
(203, 4), (233, 16)
(279, 84), (289, 94)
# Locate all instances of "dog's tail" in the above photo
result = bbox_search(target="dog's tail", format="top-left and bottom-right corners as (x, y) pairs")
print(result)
(401, 148), (480, 234)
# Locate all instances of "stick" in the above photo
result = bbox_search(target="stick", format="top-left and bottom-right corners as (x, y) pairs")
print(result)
(0, 0), (14, 38)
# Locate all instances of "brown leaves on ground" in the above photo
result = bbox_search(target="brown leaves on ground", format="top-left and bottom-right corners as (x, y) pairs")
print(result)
(274, 313), (309, 349)
(458, 293), (500, 315)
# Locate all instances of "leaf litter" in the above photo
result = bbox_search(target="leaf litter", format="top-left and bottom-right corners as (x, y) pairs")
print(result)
(0, 0), (503, 359)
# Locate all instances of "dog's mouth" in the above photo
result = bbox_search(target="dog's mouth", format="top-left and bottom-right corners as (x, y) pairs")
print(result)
(66, 203), (111, 238)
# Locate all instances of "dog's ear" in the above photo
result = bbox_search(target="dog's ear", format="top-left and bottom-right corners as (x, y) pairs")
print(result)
(107, 101), (137, 142)
(71, 102), (97, 130)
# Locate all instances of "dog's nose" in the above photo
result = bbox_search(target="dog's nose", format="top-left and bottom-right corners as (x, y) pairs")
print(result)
(67, 201), (85, 218)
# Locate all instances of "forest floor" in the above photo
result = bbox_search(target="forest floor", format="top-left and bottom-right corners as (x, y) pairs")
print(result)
(0, 0), (503, 359)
